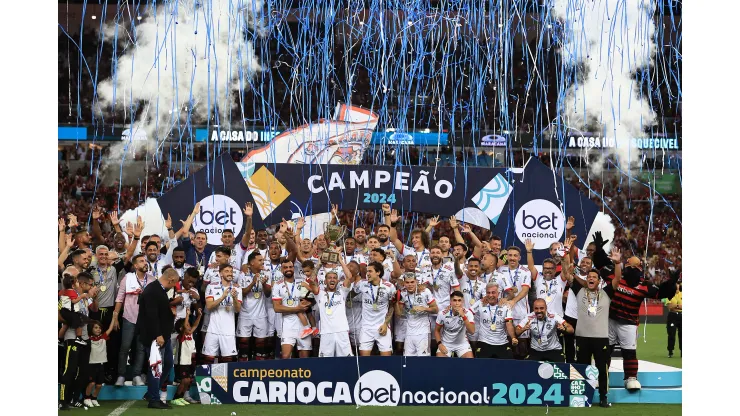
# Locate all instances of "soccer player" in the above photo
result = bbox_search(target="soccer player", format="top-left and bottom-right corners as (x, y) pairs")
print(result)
(354, 262), (397, 356)
(563, 256), (593, 363)
(435, 291), (475, 358)
(308, 258), (357, 356)
(393, 254), (419, 354)
(344, 261), (364, 352)
(343, 237), (368, 271)
(422, 246), (460, 354)
(459, 257), (485, 351)
(170, 247), (193, 279)
(354, 226), (369, 255)
(396, 273), (438, 356)
(472, 282), (517, 359)
(564, 247), (622, 408)
(515, 299), (573, 362)
(498, 246), (532, 359)
(375, 223), (397, 260)
(203, 264), (242, 363)
(262, 241), (286, 345)
(272, 259), (313, 359)
(385, 205), (432, 272)
(525, 239), (567, 317)
(237, 251), (270, 361)
(207, 229), (247, 270)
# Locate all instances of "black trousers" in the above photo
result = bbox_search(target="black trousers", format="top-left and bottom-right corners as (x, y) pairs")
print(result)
(60, 340), (91, 404)
(476, 342), (514, 359)
(89, 306), (119, 378)
(563, 316), (578, 363)
(576, 336), (609, 398)
(667, 312), (682, 353)
(528, 348), (565, 362)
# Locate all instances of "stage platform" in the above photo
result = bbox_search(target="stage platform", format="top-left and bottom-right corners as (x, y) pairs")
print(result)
(594, 359), (682, 404)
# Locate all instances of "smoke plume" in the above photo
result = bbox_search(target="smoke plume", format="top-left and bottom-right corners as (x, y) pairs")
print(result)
(554, 0), (657, 174)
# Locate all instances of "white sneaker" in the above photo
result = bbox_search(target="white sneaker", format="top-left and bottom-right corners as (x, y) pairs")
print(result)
(91, 400), (100, 407)
(625, 376), (642, 390)
(160, 391), (168, 402)
(83, 399), (94, 408)
(115, 376), (126, 387)
(133, 376), (145, 386)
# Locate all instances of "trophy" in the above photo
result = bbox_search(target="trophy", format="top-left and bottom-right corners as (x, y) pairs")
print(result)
(321, 223), (347, 264)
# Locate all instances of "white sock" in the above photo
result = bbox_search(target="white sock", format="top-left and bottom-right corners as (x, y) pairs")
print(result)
(160, 391), (168, 402)
(184, 392), (192, 400)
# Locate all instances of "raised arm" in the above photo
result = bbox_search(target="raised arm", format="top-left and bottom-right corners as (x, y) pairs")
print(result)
(176, 203), (200, 241)
(90, 207), (105, 245)
(387, 208), (406, 253)
(610, 247), (622, 290)
(524, 239), (539, 279)
(124, 217), (144, 264)
(449, 216), (465, 244)
(58, 234), (73, 271)
(283, 221), (299, 264)
(329, 204), (339, 226)
(425, 216), (439, 235)
(109, 211), (123, 234)
(461, 223), (483, 252)
(241, 203), (253, 248)
(58, 218), (67, 252)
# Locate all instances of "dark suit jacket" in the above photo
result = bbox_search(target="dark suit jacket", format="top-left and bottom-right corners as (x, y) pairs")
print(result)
(136, 280), (174, 346)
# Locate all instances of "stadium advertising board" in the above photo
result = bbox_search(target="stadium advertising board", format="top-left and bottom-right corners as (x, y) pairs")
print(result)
(552, 132), (681, 150)
(195, 128), (281, 143)
(371, 131), (449, 146)
(195, 357), (597, 407)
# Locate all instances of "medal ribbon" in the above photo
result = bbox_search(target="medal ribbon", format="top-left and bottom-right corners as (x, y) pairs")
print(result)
(537, 318), (546, 344)
(508, 268), (519, 286)
(328, 290), (337, 308)
(370, 283), (379, 306)
(488, 304), (500, 328)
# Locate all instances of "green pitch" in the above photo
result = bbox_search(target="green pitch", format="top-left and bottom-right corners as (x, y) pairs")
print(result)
(632, 323), (682, 368)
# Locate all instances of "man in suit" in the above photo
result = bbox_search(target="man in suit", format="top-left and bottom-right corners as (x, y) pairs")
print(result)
(137, 268), (179, 409)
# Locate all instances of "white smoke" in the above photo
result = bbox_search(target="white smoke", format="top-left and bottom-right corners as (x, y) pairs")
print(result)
(96, 0), (263, 171)
(554, 0), (657, 174)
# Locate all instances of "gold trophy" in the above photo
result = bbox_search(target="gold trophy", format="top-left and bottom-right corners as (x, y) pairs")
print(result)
(321, 223), (347, 264)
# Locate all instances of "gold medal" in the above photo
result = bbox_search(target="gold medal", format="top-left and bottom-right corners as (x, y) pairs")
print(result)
(373, 304), (379, 311)
(100, 285), (107, 292)
(226, 306), (232, 312)
(326, 307), (333, 316)
(588, 306), (597, 315)
(254, 292), (261, 299)
(490, 323), (497, 331)
(287, 299), (295, 306)
(433, 284), (439, 291)
(545, 296), (552, 303)
(469, 298), (475, 305)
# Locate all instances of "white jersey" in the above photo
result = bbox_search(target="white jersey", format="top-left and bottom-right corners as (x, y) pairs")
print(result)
(203, 268), (222, 286)
(472, 301), (513, 346)
(399, 288), (435, 336)
(517, 312), (565, 352)
(458, 275), (485, 307)
(237, 271), (268, 319)
(479, 271), (510, 300)
(343, 252), (368, 267)
(379, 243), (398, 261)
(564, 276), (582, 319)
(316, 285), (353, 334)
(345, 283), (364, 333)
(534, 274), (567, 317)
(205, 283), (242, 336)
(420, 263), (460, 309)
(175, 288), (198, 320)
(271, 280), (304, 335)
(497, 265), (532, 319)
(209, 244), (247, 270)
(381, 258), (395, 281)
(261, 261), (285, 310)
(402, 247), (432, 272)
(353, 280), (396, 329)
(436, 308), (475, 346)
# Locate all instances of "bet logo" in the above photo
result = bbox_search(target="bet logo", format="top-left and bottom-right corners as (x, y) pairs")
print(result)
(514, 199), (565, 250)
(192, 194), (243, 246)
(353, 370), (400, 406)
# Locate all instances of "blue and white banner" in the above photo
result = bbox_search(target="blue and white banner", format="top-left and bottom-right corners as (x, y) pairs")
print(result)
(371, 131), (449, 146)
(196, 357), (598, 407)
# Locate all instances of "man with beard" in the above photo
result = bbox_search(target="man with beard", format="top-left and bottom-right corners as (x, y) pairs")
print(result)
(90, 245), (119, 382)
(515, 299), (573, 362)
(471, 282), (517, 359)
(307, 255), (357, 357)
(375, 224), (397, 260)
(385, 206), (432, 272)
(203, 265), (242, 364)
(144, 241), (172, 279)
(293, 217), (320, 267)
(422, 246), (461, 355)
(237, 251), (270, 361)
(70, 249), (93, 275)
(110, 232), (128, 266)
(170, 247), (193, 279)
(207, 229), (247, 270)
(564, 247), (622, 409)
(243, 230), (270, 263)
(369, 247), (401, 282)
(343, 237), (368, 270)
(452, 243), (470, 276)
(181, 231), (211, 276)
(459, 257), (485, 352)
(396, 273), (438, 356)
(354, 226), (369, 255)
(272, 259), (313, 359)
(562, 256), (593, 363)
(354, 262), (397, 356)
(393, 254), (419, 354)
(479, 253), (507, 291)
(111, 254), (151, 386)
(498, 246), (532, 359)
(525, 239), (568, 317)
(435, 291), (475, 358)
(203, 247), (233, 289)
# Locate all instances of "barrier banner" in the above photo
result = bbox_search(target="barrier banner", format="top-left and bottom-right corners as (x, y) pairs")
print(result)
(195, 357), (597, 407)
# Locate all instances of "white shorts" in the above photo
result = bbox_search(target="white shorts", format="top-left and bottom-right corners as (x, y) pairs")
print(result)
(609, 319), (638, 350)
(358, 326), (393, 353)
(348, 327), (360, 346)
(280, 335), (313, 351)
(403, 333), (430, 356)
(394, 316), (407, 342)
(202, 332), (237, 357)
(236, 316), (269, 338)
(440, 342), (473, 357)
(319, 332), (353, 357)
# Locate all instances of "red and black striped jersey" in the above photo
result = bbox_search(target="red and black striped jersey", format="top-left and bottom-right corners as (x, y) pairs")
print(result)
(604, 276), (659, 325)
